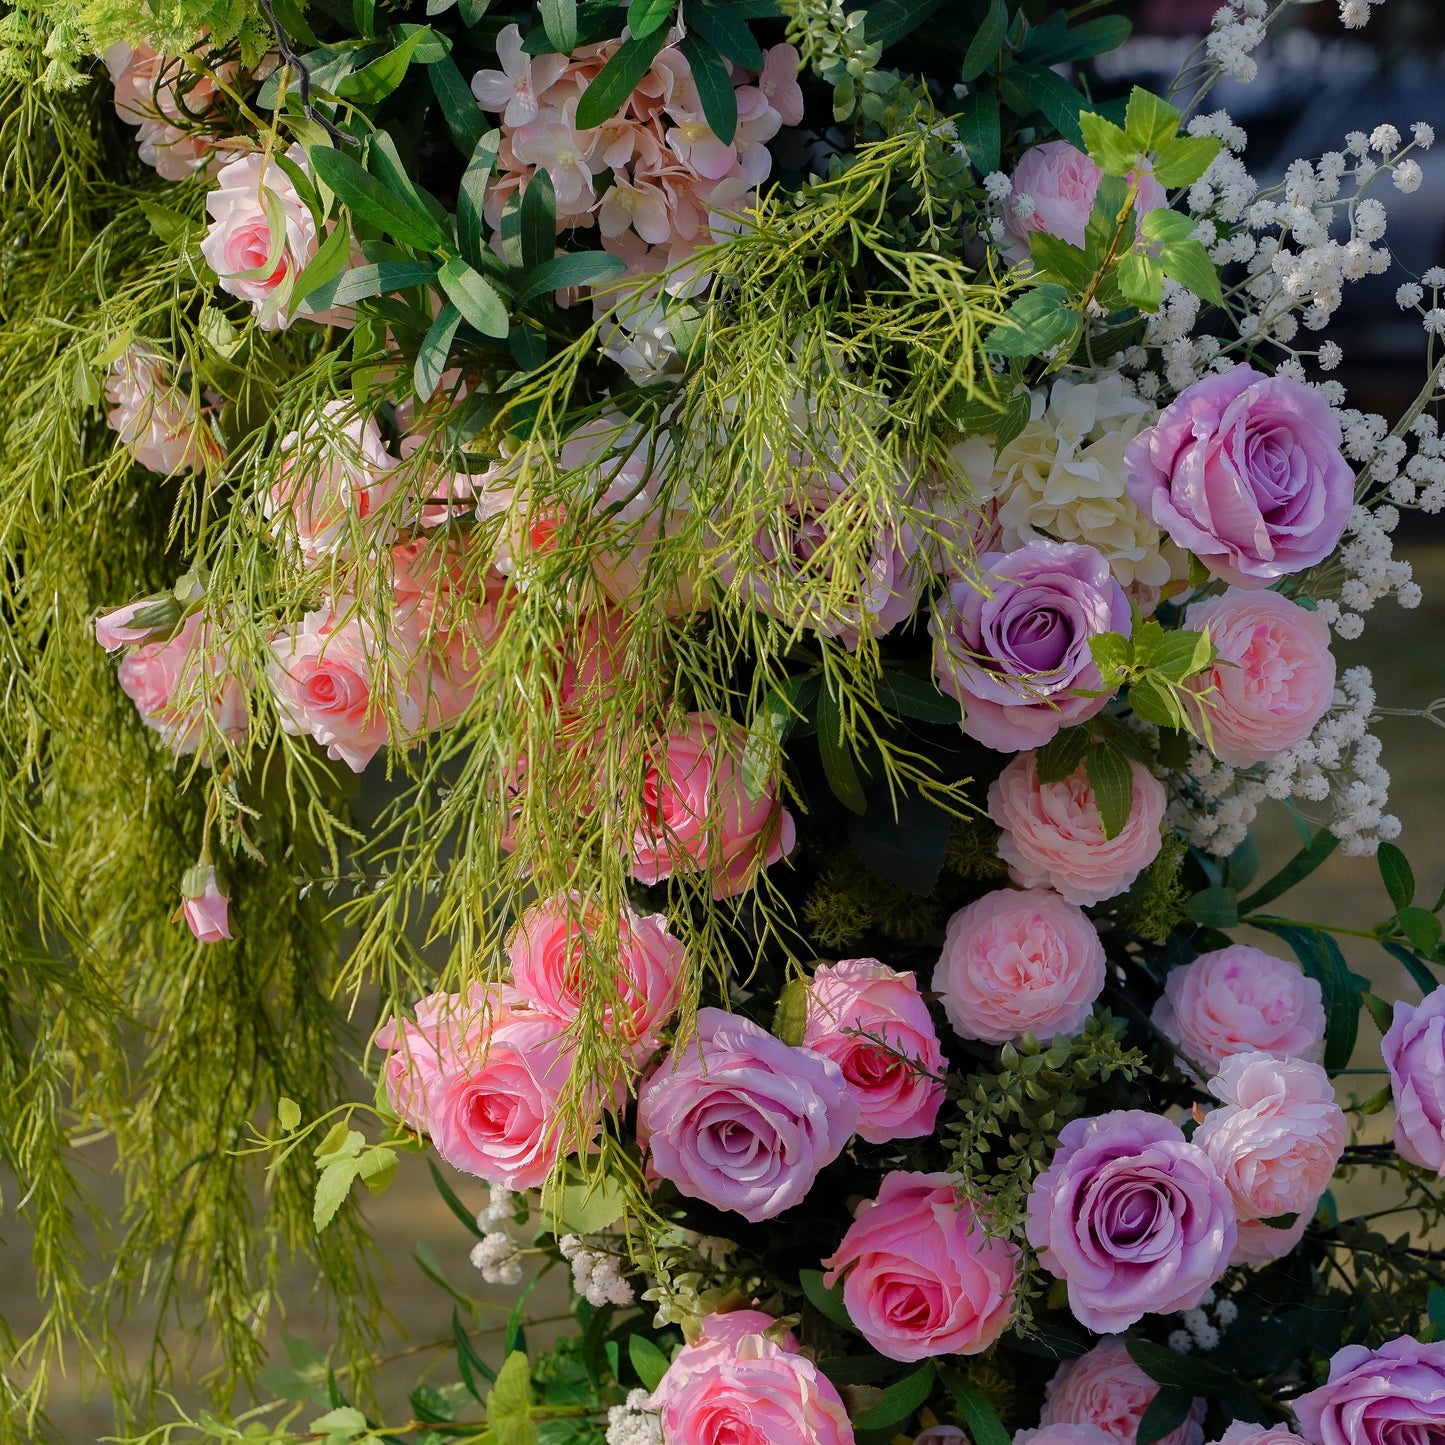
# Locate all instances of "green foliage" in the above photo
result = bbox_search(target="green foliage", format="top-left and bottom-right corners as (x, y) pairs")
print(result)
(1110, 830), (1190, 944)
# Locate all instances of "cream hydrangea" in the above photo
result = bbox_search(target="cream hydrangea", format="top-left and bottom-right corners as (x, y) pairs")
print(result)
(976, 376), (1182, 594)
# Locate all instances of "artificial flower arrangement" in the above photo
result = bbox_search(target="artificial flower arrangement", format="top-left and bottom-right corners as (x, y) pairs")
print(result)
(3, 0), (1445, 1441)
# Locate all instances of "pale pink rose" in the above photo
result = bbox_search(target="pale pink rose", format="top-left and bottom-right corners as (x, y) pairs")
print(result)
(180, 865), (231, 943)
(104, 40), (225, 180)
(935, 887), (1106, 1045)
(115, 612), (250, 758)
(988, 753), (1167, 907)
(1040, 1338), (1205, 1445)
(1151, 945), (1326, 1077)
(507, 891), (686, 1042)
(266, 601), (426, 773)
(105, 346), (216, 475)
(96, 600), (171, 652)
(649, 1309), (855, 1445)
(201, 146), (340, 330)
(822, 1170), (1018, 1362)
(1003, 142), (1167, 261)
(801, 960), (946, 1144)
(629, 714), (796, 900)
(1382, 990), (1445, 1174)
(915, 1428), (970, 1445)
(268, 402), (402, 561)
(1015, 1429), (1117, 1445)
(1184, 590), (1336, 767)
(1194, 1051), (1344, 1265)
(1231, 1210), (1311, 1265)
(1210, 1427), (1310, 1445)
(637, 1007), (857, 1222)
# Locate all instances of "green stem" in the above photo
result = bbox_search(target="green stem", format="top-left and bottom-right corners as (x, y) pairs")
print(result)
(1244, 915), (1383, 942)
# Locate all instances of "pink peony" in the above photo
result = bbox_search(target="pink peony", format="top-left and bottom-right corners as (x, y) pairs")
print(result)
(629, 714), (796, 900)
(988, 752), (1167, 907)
(1294, 1336), (1445, 1445)
(934, 887), (1106, 1045)
(930, 541), (1130, 753)
(1003, 141), (1167, 260)
(1025, 1111), (1236, 1334)
(1016, 1429), (1121, 1445)
(801, 959), (946, 1144)
(180, 865), (231, 943)
(1210, 1427), (1310, 1445)
(1184, 589), (1336, 767)
(1194, 1052), (1344, 1265)
(650, 1308), (855, 1445)
(1382, 989), (1445, 1174)
(507, 891), (687, 1043)
(822, 1170), (1018, 1362)
(637, 1007), (857, 1222)
(1040, 1337), (1205, 1445)
(1125, 364), (1354, 588)
(1151, 945), (1326, 1078)
(105, 346), (216, 475)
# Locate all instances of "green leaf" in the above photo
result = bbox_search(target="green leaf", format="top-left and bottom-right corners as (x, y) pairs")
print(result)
(309, 146), (445, 251)
(1185, 886), (1239, 929)
(335, 25), (429, 102)
(460, 0), (492, 22)
(309, 1406), (367, 1439)
(543, 1160), (629, 1235)
(515, 250), (628, 305)
(817, 685), (867, 815)
(1088, 630), (1133, 682)
(874, 672), (962, 724)
(1137, 624), (1212, 684)
(627, 0), (674, 38)
(742, 678), (812, 803)
(1128, 676), (1184, 730)
(454, 1308), (497, 1399)
(430, 54), (486, 155)
(688, 0), (764, 69)
(139, 199), (199, 247)
(539, 0), (577, 53)
(520, 168), (557, 276)
(277, 1097), (302, 1131)
(849, 794), (952, 897)
(575, 26), (668, 130)
(1429, 1284), (1445, 1341)
(1117, 251), (1164, 311)
(1085, 743), (1134, 841)
(289, 216), (353, 317)
(1137, 1386), (1195, 1445)
(426, 1158), (485, 1238)
(1382, 939), (1438, 997)
(457, 129), (502, 271)
(308, 260), (440, 310)
(358, 1145), (397, 1195)
(1251, 922), (1362, 1073)
(1159, 238), (1223, 306)
(853, 1362), (935, 1433)
(1084, 172), (1130, 268)
(1379, 842), (1417, 911)
(679, 35), (737, 145)
(414, 1238), (479, 1312)
(414, 303), (463, 401)
(1036, 728), (1089, 785)
(1362, 991), (1395, 1036)
(1000, 66), (1088, 149)
(959, 0), (1007, 81)
(1399, 906), (1445, 956)
(313, 1158), (360, 1230)
(1029, 232), (1095, 292)
(985, 284), (1077, 356)
(438, 257), (510, 338)
(486, 1352), (535, 1445)
(628, 1336), (671, 1393)
(772, 977), (809, 1046)
(1124, 86), (1180, 151)
(1140, 207), (1195, 245)
(953, 89), (1000, 174)
(1153, 133), (1222, 188)
(799, 1268), (859, 1334)
(1079, 110), (1136, 177)
(315, 1123), (365, 1164)
(939, 1368), (1010, 1445)
(1238, 829), (1340, 914)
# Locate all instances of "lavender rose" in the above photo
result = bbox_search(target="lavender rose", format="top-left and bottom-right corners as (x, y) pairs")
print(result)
(1382, 990), (1445, 1173)
(1125, 363), (1353, 588)
(1024, 1110), (1236, 1333)
(637, 1007), (858, 1222)
(930, 540), (1130, 753)
(1294, 1335), (1445, 1445)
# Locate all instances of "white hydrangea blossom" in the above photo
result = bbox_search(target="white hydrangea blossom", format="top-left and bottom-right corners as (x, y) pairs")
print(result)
(559, 1232), (636, 1307)
(470, 1232), (525, 1286)
(606, 1390), (663, 1445)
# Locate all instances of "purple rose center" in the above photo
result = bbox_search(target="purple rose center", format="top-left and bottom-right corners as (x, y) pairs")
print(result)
(1000, 600), (1073, 675)
(1087, 1165), (1185, 1261)
(1235, 418), (1310, 524)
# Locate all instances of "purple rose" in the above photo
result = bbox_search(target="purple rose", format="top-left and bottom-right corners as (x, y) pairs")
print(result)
(1024, 1110), (1236, 1333)
(1294, 1336), (1445, 1445)
(1125, 363), (1353, 588)
(637, 1007), (858, 1222)
(1381, 991), (1445, 1174)
(929, 541), (1130, 753)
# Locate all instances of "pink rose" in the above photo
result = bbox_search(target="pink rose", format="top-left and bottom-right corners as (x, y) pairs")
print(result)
(104, 39), (225, 180)
(1040, 1337), (1205, 1445)
(637, 1007), (857, 1222)
(935, 887), (1106, 1045)
(822, 1170), (1018, 1362)
(1294, 1336), (1445, 1445)
(801, 959), (945, 1144)
(180, 865), (231, 943)
(650, 1309), (854, 1445)
(1025, 1111), (1236, 1334)
(113, 612), (250, 759)
(1003, 141), (1167, 260)
(1194, 1052), (1344, 1265)
(988, 752), (1167, 907)
(1125, 364), (1354, 588)
(1183, 589), (1336, 767)
(1015, 1429), (1119, 1445)
(1210, 1427), (1310, 1445)
(267, 601), (427, 773)
(629, 714), (796, 900)
(914, 1429), (970, 1445)
(430, 1013), (597, 1189)
(105, 346), (216, 476)
(930, 541), (1130, 753)
(1151, 945), (1326, 1077)
(1382, 989), (1445, 1174)
(507, 891), (686, 1043)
